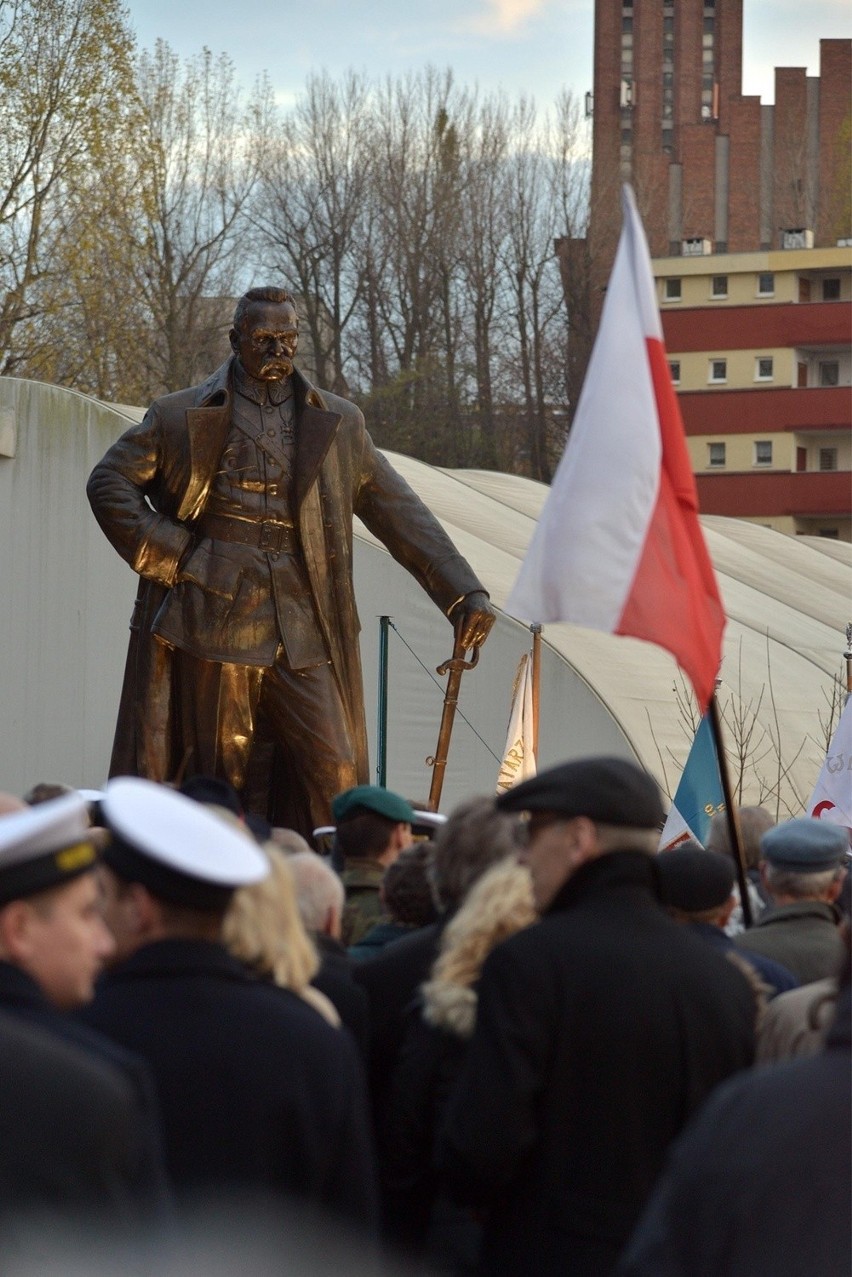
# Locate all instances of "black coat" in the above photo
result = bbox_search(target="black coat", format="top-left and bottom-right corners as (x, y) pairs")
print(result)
(80, 939), (378, 1229)
(437, 853), (757, 1277)
(382, 1003), (477, 1268)
(0, 1010), (158, 1230)
(0, 960), (169, 1214)
(312, 933), (371, 1059)
(353, 921), (444, 1128)
(618, 984), (852, 1277)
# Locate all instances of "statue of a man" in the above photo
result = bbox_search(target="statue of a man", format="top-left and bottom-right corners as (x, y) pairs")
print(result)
(87, 287), (495, 833)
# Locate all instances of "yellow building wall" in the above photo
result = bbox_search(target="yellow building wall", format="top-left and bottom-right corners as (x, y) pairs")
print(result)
(672, 347), (793, 391)
(796, 433), (852, 471)
(687, 432), (796, 472)
(655, 246), (852, 309)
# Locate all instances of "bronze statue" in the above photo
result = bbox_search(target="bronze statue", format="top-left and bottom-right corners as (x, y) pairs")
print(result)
(87, 287), (495, 834)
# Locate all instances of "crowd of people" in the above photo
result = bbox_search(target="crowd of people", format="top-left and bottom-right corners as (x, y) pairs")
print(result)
(0, 758), (848, 1274)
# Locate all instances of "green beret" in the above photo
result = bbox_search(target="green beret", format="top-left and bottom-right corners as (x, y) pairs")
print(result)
(331, 785), (414, 825)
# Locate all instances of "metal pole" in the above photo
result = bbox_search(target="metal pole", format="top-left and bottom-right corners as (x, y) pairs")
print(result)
(531, 624), (542, 762)
(707, 692), (753, 928)
(376, 616), (390, 787)
(845, 623), (852, 699)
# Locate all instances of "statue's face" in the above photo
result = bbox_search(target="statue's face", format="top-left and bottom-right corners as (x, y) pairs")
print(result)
(230, 301), (299, 382)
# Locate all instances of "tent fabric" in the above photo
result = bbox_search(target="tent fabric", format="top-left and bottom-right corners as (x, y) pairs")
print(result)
(0, 376), (848, 818)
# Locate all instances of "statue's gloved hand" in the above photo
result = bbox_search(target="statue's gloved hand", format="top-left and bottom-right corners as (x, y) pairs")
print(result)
(451, 591), (496, 649)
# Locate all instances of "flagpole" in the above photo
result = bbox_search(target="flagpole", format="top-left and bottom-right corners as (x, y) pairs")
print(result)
(376, 616), (391, 787)
(531, 624), (542, 761)
(707, 692), (753, 928)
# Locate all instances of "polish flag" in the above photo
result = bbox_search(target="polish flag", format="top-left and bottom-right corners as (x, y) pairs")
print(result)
(506, 186), (725, 711)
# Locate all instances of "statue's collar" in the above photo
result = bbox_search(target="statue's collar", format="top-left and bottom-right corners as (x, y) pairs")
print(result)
(233, 363), (294, 407)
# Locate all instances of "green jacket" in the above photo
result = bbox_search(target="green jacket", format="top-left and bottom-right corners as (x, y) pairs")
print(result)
(341, 859), (386, 948)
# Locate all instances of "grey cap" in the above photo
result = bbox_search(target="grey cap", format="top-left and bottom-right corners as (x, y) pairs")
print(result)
(760, 817), (849, 872)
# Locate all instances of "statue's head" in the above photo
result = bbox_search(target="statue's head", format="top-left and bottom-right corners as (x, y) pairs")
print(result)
(230, 287), (299, 382)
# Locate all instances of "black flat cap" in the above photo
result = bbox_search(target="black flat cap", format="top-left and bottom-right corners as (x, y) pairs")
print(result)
(656, 845), (735, 912)
(496, 756), (664, 829)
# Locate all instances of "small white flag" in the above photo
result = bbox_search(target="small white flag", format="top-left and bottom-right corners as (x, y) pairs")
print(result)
(807, 697), (852, 834)
(497, 654), (536, 794)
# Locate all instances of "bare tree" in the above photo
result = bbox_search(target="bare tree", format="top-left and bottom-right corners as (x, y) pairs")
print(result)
(497, 98), (578, 481)
(0, 0), (137, 373)
(251, 70), (372, 392)
(129, 40), (275, 395)
(456, 92), (512, 468)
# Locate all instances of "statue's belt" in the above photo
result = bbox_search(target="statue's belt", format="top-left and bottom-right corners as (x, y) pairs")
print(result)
(201, 512), (298, 555)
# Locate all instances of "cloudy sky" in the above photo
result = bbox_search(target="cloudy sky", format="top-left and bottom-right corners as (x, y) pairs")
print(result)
(125, 0), (850, 110)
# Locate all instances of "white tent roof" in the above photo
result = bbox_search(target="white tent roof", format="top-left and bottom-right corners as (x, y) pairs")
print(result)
(1, 375), (848, 817)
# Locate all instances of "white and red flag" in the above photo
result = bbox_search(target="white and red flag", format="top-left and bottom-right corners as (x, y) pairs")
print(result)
(506, 186), (725, 711)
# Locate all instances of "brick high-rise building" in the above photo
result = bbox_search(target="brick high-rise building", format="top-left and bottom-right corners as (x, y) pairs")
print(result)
(586, 1), (850, 267)
(558, 2), (851, 539)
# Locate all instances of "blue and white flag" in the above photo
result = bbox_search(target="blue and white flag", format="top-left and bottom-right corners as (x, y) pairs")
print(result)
(659, 715), (724, 850)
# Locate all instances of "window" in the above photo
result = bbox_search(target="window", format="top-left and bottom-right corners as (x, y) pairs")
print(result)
(819, 448), (838, 472)
(664, 278), (681, 301)
(819, 361), (840, 387)
(708, 443), (726, 467)
(823, 278), (841, 301)
(755, 357), (774, 381)
(709, 359), (727, 383)
(669, 360), (681, 384)
(711, 275), (727, 297)
(757, 272), (774, 296)
(754, 441), (773, 466)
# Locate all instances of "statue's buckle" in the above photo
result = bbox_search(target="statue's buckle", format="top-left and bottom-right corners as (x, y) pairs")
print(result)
(258, 522), (281, 553)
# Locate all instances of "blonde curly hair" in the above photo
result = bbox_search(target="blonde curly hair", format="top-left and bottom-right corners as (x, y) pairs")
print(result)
(223, 845), (319, 991)
(422, 856), (536, 1037)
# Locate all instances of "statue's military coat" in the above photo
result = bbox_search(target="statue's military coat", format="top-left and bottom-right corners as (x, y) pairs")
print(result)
(87, 358), (484, 786)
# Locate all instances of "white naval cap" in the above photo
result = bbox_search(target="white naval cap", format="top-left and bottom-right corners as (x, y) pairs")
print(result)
(411, 809), (448, 830)
(101, 778), (269, 910)
(76, 788), (106, 804)
(0, 792), (98, 904)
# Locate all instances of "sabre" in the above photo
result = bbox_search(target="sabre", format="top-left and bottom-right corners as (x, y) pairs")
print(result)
(426, 631), (479, 812)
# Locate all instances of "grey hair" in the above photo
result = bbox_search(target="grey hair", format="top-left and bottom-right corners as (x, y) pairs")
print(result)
(763, 862), (845, 902)
(707, 807), (774, 871)
(594, 823), (659, 855)
(431, 795), (524, 912)
(287, 852), (344, 933)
